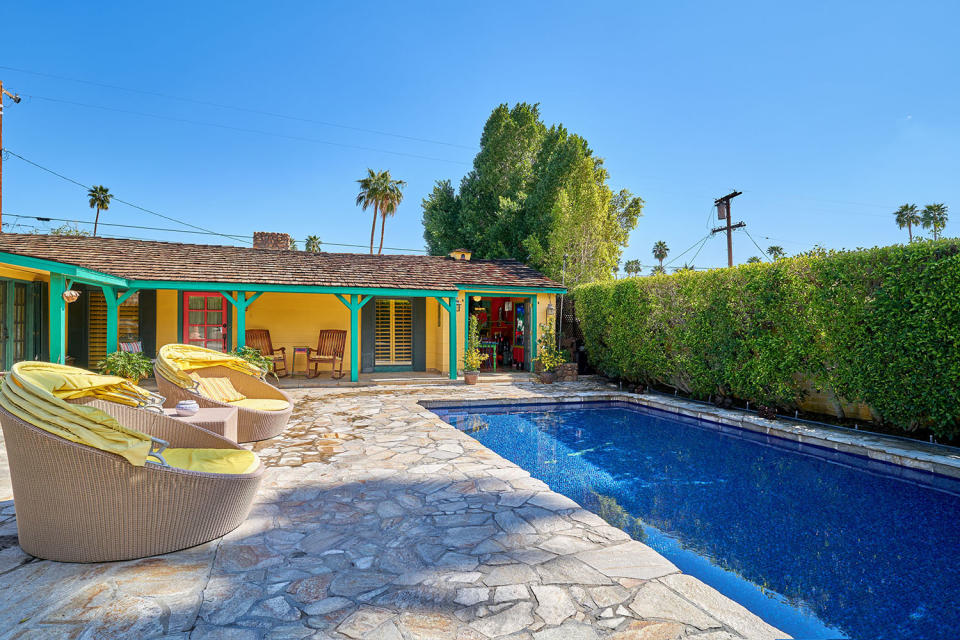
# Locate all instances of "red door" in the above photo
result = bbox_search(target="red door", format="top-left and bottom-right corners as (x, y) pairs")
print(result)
(184, 292), (228, 351)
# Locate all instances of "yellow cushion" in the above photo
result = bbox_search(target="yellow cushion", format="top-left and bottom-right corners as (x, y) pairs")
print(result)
(228, 398), (290, 412)
(190, 374), (246, 403)
(162, 448), (260, 475)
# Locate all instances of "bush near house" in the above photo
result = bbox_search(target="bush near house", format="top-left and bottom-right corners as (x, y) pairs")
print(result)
(573, 239), (960, 438)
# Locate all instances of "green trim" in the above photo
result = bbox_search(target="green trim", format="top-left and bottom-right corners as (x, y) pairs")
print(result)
(134, 280), (460, 297)
(102, 286), (119, 355)
(4, 282), (15, 370)
(49, 274), (66, 364)
(457, 284), (566, 294)
(374, 364), (414, 373)
(529, 294), (538, 372)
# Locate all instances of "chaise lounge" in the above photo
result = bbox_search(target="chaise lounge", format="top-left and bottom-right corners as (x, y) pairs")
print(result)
(154, 344), (293, 443)
(0, 362), (263, 563)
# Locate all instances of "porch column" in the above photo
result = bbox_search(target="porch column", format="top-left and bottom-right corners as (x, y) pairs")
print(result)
(49, 274), (67, 364)
(220, 291), (263, 350)
(102, 286), (118, 355)
(448, 296), (458, 380)
(529, 294), (538, 370)
(334, 293), (373, 383)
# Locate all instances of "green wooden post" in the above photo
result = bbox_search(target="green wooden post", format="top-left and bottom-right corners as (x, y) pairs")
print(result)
(49, 274), (67, 364)
(448, 295), (457, 380)
(529, 294), (538, 372)
(236, 292), (246, 349)
(102, 286), (119, 355)
(349, 294), (360, 382)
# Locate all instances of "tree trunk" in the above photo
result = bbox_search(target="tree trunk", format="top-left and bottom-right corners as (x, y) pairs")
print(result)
(93, 206), (101, 237)
(369, 203), (378, 254)
(378, 214), (387, 254)
(908, 222), (913, 242)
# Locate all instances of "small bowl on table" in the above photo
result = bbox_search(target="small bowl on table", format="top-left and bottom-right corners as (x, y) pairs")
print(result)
(174, 400), (200, 417)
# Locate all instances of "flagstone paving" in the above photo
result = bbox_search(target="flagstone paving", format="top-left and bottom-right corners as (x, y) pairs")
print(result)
(0, 379), (789, 640)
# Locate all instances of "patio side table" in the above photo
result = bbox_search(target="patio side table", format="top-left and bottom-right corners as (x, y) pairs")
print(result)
(164, 406), (239, 442)
(291, 346), (311, 376)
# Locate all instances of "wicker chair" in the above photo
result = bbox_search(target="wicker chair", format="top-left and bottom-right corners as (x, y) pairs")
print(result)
(155, 363), (293, 443)
(0, 398), (262, 563)
(245, 329), (287, 377)
(307, 329), (347, 379)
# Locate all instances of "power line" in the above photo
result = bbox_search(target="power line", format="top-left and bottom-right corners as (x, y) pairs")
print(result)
(664, 233), (712, 267)
(743, 228), (770, 261)
(2, 148), (252, 243)
(0, 64), (476, 151)
(22, 94), (470, 166)
(3, 213), (431, 253)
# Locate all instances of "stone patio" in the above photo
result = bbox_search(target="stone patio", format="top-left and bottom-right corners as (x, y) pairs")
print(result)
(0, 380), (798, 639)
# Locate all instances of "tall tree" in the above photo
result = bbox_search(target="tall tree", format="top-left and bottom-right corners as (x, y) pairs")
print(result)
(357, 169), (389, 254)
(652, 241), (669, 267)
(87, 185), (112, 237)
(893, 204), (921, 242)
(422, 102), (642, 284)
(767, 245), (786, 260)
(650, 265), (666, 275)
(377, 176), (407, 254)
(305, 235), (322, 252)
(747, 256), (761, 263)
(623, 259), (642, 276)
(921, 203), (949, 240)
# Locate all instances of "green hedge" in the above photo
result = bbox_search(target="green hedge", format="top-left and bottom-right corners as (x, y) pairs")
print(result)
(573, 240), (960, 438)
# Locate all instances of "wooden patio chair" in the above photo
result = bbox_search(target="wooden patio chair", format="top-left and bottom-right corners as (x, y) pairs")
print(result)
(307, 329), (347, 379)
(245, 329), (287, 377)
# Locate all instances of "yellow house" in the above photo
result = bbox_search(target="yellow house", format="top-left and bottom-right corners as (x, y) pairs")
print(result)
(0, 233), (565, 381)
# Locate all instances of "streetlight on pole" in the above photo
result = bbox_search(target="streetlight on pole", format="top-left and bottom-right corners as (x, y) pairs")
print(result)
(0, 81), (23, 232)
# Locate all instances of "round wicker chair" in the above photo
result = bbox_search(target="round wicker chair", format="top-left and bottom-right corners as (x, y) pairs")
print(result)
(0, 398), (262, 563)
(155, 363), (293, 443)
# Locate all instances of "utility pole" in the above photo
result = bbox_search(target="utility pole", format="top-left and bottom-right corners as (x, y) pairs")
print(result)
(0, 81), (23, 232)
(710, 190), (744, 267)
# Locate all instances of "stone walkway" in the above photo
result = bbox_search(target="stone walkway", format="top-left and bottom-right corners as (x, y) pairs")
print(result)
(0, 380), (788, 640)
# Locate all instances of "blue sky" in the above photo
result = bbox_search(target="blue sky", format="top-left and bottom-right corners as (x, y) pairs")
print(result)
(1, 1), (957, 270)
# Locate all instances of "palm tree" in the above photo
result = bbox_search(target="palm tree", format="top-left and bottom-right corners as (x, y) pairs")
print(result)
(893, 204), (921, 242)
(612, 263), (620, 279)
(624, 259), (642, 276)
(673, 263), (694, 273)
(767, 245), (786, 260)
(288, 237), (298, 250)
(377, 176), (406, 254)
(921, 203), (949, 240)
(357, 169), (388, 254)
(747, 256), (761, 264)
(650, 265), (666, 276)
(652, 241), (669, 268)
(87, 185), (112, 237)
(305, 235), (323, 253)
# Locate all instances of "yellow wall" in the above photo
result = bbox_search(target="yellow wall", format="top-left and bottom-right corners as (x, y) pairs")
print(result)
(0, 265), (49, 283)
(151, 289), (557, 376)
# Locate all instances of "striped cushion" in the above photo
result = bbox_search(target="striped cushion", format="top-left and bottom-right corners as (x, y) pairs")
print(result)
(119, 341), (143, 353)
(189, 374), (246, 403)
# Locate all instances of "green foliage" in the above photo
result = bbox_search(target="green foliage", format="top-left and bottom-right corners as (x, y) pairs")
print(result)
(623, 259), (642, 276)
(535, 322), (567, 372)
(573, 239), (960, 437)
(422, 102), (643, 285)
(357, 169), (406, 254)
(767, 245), (786, 260)
(98, 350), (153, 382)
(746, 256), (761, 263)
(305, 235), (322, 252)
(921, 203), (949, 240)
(47, 223), (91, 237)
(652, 240), (669, 265)
(894, 204), (921, 242)
(463, 314), (489, 372)
(87, 184), (112, 237)
(229, 346), (276, 380)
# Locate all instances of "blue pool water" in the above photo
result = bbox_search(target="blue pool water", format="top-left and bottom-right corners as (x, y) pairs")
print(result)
(432, 402), (960, 640)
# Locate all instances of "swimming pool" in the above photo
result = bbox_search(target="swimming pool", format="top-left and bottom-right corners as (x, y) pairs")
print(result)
(432, 401), (960, 640)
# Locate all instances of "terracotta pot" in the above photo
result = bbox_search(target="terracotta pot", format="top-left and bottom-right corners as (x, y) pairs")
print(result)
(539, 371), (557, 384)
(464, 371), (479, 385)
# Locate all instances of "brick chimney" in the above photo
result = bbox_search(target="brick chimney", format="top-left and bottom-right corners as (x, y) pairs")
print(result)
(253, 231), (292, 250)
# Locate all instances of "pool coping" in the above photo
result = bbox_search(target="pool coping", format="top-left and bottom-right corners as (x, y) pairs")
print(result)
(422, 389), (960, 482)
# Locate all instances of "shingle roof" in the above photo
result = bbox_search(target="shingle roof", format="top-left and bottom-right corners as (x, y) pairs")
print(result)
(0, 234), (562, 291)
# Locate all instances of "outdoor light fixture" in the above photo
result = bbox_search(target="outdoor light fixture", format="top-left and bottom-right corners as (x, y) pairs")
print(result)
(62, 290), (80, 304)
(546, 302), (555, 316)
(472, 296), (481, 302)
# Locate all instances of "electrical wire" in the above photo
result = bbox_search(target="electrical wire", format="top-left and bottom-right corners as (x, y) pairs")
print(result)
(0, 64), (476, 151)
(2, 148), (253, 244)
(664, 233), (711, 267)
(22, 94), (470, 166)
(743, 228), (770, 261)
(2, 214), (431, 253)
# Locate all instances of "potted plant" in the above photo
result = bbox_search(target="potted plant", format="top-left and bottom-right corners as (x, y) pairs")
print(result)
(463, 314), (489, 385)
(534, 322), (566, 384)
(97, 351), (154, 385)
(230, 346), (279, 381)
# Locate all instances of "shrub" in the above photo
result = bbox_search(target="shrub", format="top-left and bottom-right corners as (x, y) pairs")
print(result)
(98, 351), (153, 383)
(573, 239), (960, 438)
(463, 314), (489, 372)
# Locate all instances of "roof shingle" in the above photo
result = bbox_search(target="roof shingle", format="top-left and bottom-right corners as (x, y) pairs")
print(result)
(0, 234), (562, 291)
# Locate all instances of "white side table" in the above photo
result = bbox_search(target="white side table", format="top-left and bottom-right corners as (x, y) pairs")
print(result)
(163, 406), (239, 442)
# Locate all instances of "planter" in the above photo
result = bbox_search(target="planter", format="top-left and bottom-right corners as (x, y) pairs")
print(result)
(539, 371), (557, 384)
(464, 371), (479, 385)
